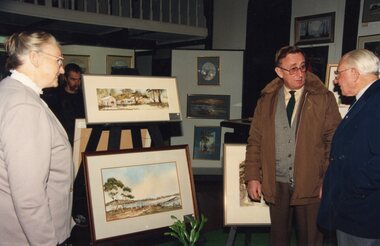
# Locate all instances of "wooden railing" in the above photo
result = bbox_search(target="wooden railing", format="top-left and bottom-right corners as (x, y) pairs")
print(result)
(13, 0), (206, 28)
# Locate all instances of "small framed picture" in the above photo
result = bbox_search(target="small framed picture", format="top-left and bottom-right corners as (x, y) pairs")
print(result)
(197, 56), (220, 85)
(63, 54), (90, 74)
(193, 126), (221, 160)
(357, 34), (380, 58)
(362, 0), (380, 23)
(186, 94), (230, 119)
(83, 145), (198, 243)
(224, 144), (270, 225)
(106, 55), (133, 75)
(294, 12), (335, 45)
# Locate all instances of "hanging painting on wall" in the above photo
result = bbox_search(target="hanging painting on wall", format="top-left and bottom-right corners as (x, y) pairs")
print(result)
(295, 12), (335, 45)
(362, 0), (380, 23)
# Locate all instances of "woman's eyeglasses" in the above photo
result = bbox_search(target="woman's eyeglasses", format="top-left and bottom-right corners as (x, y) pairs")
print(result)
(39, 51), (64, 67)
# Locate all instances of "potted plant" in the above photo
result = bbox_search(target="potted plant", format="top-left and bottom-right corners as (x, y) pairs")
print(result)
(165, 214), (208, 246)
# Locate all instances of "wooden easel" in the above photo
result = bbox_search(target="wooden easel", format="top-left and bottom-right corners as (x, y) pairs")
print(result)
(72, 123), (167, 232)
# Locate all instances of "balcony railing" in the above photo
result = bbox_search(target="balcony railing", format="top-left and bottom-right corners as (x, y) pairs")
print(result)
(12, 0), (206, 28)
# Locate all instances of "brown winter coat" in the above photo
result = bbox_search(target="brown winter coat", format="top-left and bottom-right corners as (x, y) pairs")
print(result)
(244, 72), (341, 205)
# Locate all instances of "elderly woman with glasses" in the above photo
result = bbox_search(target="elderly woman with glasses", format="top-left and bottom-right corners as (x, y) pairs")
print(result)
(0, 31), (74, 245)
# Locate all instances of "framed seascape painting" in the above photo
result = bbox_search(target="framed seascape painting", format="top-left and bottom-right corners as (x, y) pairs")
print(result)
(83, 145), (198, 243)
(294, 12), (335, 45)
(224, 144), (270, 226)
(186, 94), (230, 119)
(82, 75), (182, 124)
(193, 126), (221, 161)
(197, 56), (220, 85)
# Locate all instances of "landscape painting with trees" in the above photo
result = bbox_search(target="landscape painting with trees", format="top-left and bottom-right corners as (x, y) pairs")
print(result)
(96, 88), (169, 111)
(101, 162), (182, 222)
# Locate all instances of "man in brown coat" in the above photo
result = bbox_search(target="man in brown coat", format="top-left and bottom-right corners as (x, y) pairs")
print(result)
(245, 46), (341, 246)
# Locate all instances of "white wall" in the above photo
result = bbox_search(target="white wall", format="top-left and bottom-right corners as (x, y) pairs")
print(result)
(61, 45), (135, 74)
(213, 0), (248, 49)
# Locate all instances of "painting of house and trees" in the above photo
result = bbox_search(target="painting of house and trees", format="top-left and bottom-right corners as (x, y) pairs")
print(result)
(101, 162), (182, 222)
(96, 88), (169, 111)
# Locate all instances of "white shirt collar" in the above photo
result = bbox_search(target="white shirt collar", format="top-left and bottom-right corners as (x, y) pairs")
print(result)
(10, 70), (43, 95)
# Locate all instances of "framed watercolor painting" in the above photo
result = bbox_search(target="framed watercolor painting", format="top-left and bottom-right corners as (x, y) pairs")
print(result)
(82, 74), (182, 124)
(193, 126), (221, 160)
(186, 94), (230, 119)
(106, 55), (133, 75)
(82, 145), (198, 243)
(224, 144), (270, 226)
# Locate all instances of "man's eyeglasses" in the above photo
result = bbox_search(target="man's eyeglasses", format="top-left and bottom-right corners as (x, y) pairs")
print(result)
(39, 51), (64, 67)
(277, 64), (307, 75)
(334, 68), (352, 77)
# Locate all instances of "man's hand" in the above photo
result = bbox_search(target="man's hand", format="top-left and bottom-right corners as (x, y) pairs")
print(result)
(246, 180), (262, 201)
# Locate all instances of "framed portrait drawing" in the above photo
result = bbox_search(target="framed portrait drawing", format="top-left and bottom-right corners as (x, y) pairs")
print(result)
(186, 94), (230, 119)
(362, 0), (380, 23)
(193, 126), (221, 160)
(294, 12), (335, 45)
(224, 144), (270, 225)
(63, 54), (90, 74)
(83, 145), (198, 243)
(358, 34), (380, 58)
(106, 55), (133, 75)
(82, 74), (182, 124)
(197, 56), (220, 85)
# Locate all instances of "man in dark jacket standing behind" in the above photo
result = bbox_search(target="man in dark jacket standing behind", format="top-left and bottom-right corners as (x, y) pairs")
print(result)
(318, 49), (380, 245)
(245, 46), (341, 246)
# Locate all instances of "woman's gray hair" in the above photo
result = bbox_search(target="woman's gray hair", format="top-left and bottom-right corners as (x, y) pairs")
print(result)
(343, 49), (380, 78)
(4, 31), (59, 70)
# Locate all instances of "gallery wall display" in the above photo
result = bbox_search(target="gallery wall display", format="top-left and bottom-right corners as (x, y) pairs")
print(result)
(193, 126), (221, 161)
(362, 0), (380, 23)
(197, 56), (220, 85)
(83, 145), (198, 243)
(63, 54), (90, 74)
(357, 34), (380, 57)
(294, 12), (335, 45)
(224, 144), (270, 225)
(82, 75), (182, 124)
(186, 94), (230, 119)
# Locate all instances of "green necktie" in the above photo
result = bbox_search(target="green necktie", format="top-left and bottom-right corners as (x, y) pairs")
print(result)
(286, 91), (296, 126)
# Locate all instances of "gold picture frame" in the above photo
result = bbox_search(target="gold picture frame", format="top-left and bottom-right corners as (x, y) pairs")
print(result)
(106, 55), (133, 75)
